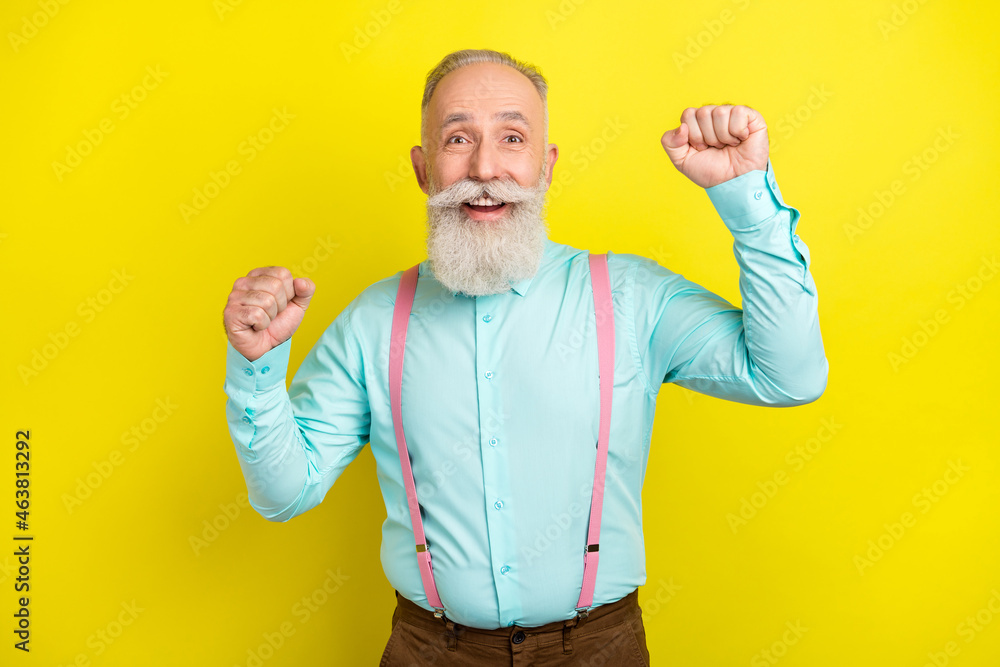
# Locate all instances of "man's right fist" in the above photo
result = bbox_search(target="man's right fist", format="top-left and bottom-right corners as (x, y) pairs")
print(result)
(223, 266), (315, 362)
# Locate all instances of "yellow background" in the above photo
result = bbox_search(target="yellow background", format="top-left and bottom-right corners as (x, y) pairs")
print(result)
(3, 0), (998, 664)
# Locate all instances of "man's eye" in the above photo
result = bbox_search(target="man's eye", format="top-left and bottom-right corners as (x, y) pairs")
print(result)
(448, 136), (468, 144)
(504, 136), (523, 143)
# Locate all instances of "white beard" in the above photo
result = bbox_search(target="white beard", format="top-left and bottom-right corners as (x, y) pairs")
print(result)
(425, 172), (549, 297)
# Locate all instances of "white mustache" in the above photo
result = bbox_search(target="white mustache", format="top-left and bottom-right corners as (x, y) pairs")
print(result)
(427, 177), (540, 209)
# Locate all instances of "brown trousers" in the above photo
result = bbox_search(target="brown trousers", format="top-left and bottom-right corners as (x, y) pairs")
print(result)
(379, 589), (650, 666)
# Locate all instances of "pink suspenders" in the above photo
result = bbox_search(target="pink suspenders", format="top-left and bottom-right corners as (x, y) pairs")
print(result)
(388, 254), (615, 621)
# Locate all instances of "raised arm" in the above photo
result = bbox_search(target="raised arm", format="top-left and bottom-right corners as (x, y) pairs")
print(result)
(222, 267), (370, 521)
(631, 104), (827, 405)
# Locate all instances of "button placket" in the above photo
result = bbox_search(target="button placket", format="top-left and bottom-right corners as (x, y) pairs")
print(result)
(474, 294), (521, 626)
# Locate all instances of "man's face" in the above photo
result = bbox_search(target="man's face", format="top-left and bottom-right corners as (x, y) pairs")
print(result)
(411, 62), (558, 222)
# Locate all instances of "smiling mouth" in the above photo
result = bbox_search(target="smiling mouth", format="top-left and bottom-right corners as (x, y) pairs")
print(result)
(464, 195), (507, 214)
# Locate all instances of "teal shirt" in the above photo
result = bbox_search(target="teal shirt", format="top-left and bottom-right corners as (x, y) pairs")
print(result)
(223, 162), (828, 629)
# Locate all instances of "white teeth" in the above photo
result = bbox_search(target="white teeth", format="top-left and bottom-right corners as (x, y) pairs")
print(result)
(468, 196), (503, 207)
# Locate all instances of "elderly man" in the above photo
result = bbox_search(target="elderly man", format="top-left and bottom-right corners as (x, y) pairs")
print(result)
(222, 49), (827, 665)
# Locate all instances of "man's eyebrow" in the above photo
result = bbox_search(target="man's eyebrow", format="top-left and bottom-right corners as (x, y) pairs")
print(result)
(439, 110), (531, 133)
(493, 110), (530, 126)
(440, 112), (472, 131)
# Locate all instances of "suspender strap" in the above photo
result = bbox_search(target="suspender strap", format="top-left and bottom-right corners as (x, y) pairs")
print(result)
(576, 253), (614, 613)
(389, 254), (615, 619)
(389, 263), (445, 614)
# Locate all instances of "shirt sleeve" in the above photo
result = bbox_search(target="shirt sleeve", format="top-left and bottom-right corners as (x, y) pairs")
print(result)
(629, 160), (828, 406)
(223, 302), (371, 521)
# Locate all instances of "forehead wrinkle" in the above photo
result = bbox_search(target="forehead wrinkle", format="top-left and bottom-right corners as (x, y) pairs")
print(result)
(423, 64), (548, 146)
(435, 102), (534, 136)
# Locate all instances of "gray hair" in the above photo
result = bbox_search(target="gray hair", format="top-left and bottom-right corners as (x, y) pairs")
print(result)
(420, 49), (549, 145)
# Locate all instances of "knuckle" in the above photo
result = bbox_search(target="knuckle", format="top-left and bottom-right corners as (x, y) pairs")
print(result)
(248, 289), (277, 307)
(241, 305), (267, 326)
(259, 265), (291, 280)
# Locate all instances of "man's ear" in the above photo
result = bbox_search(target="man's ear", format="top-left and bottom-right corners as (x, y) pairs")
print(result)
(411, 146), (430, 195)
(544, 143), (559, 188)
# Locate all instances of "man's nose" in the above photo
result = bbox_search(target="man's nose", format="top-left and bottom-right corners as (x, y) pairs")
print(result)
(468, 141), (502, 182)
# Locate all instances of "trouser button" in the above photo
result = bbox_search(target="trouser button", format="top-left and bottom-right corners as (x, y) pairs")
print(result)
(511, 630), (526, 644)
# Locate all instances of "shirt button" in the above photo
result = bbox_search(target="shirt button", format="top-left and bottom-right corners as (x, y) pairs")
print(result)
(242, 367), (253, 377)
(500, 565), (510, 575)
(484, 370), (494, 380)
(260, 366), (270, 375)
(241, 416), (251, 425)
(482, 314), (493, 323)
(753, 190), (763, 200)
(511, 630), (525, 644)
(494, 500), (504, 510)
(489, 438), (498, 447)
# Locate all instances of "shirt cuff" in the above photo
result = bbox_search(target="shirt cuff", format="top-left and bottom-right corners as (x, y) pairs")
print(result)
(705, 159), (793, 231)
(225, 339), (291, 393)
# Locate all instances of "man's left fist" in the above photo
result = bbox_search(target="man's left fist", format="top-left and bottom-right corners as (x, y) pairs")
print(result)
(661, 104), (769, 189)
